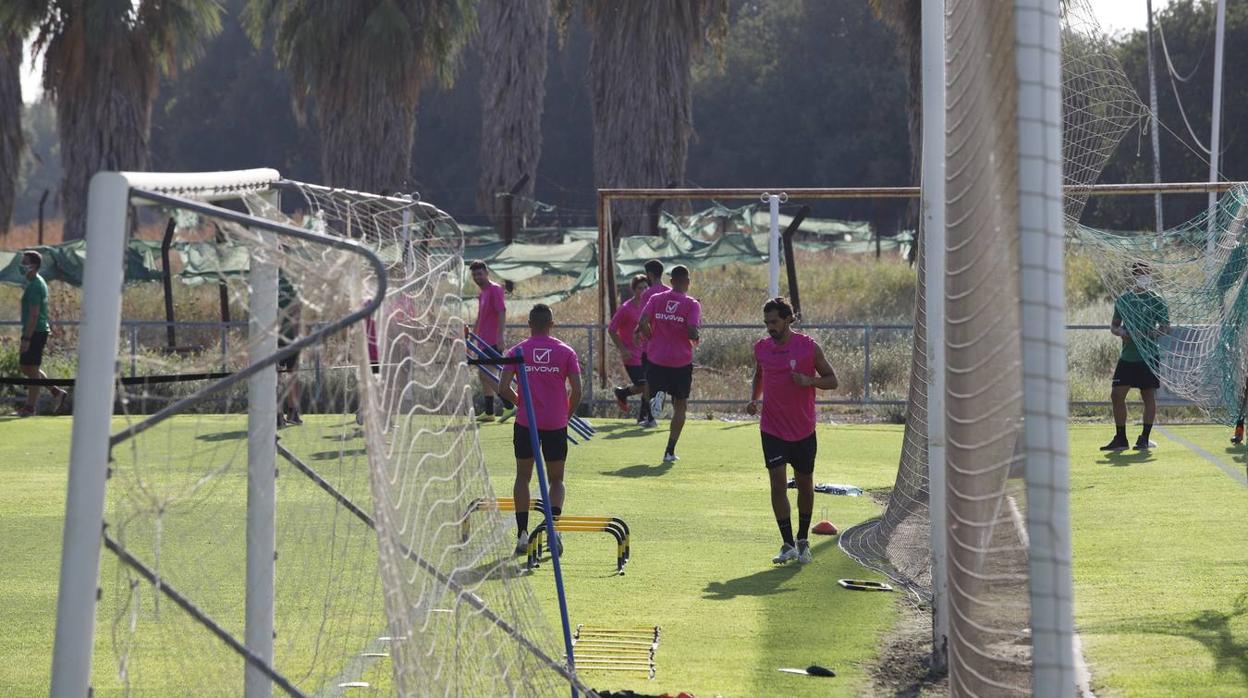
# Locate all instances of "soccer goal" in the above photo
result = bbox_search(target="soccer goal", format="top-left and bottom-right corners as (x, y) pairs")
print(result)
(50, 169), (592, 697)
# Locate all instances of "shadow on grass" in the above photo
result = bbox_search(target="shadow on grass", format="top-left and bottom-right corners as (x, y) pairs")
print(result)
(1099, 450), (1155, 466)
(593, 423), (651, 440)
(600, 462), (673, 478)
(1080, 592), (1248, 686)
(325, 429), (364, 442)
(196, 430), (248, 442)
(703, 564), (802, 600)
(310, 448), (368, 461)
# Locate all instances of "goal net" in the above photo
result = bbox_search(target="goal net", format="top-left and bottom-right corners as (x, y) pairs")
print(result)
(51, 170), (590, 696)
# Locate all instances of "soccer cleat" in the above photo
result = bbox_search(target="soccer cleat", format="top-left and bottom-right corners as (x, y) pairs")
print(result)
(1134, 439), (1157, 450)
(649, 391), (666, 418)
(1099, 438), (1129, 452)
(662, 452), (679, 464)
(286, 410), (303, 426)
(1232, 423), (1244, 445)
(772, 543), (799, 565)
(641, 417), (658, 429)
(476, 413), (496, 423)
(498, 406), (516, 423)
(513, 531), (530, 556)
(796, 539), (812, 564)
(614, 386), (631, 413)
(15, 405), (34, 418)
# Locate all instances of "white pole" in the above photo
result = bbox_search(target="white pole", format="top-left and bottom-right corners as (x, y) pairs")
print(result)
(767, 194), (781, 297)
(1015, 1), (1075, 695)
(1207, 0), (1226, 246)
(245, 191), (280, 698)
(50, 173), (130, 698)
(1146, 0), (1164, 238)
(920, 0), (948, 672)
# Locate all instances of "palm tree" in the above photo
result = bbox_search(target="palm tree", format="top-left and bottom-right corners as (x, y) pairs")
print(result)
(0, 30), (23, 235)
(247, 0), (477, 194)
(868, 0), (920, 198)
(476, 0), (549, 223)
(0, 1), (225, 241)
(557, 0), (728, 236)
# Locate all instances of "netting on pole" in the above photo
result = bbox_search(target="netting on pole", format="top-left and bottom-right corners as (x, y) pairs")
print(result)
(82, 176), (584, 696)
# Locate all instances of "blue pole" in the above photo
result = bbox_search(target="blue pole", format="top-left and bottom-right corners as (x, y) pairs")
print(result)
(513, 348), (578, 698)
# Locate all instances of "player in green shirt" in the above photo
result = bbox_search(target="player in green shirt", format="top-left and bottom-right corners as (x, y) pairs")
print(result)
(1101, 262), (1170, 452)
(16, 251), (67, 416)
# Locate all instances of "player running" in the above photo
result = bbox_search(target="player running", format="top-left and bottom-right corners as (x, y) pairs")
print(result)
(610, 274), (652, 422)
(746, 297), (838, 565)
(497, 304), (583, 556)
(470, 260), (514, 423)
(634, 259), (670, 427)
(637, 265), (700, 463)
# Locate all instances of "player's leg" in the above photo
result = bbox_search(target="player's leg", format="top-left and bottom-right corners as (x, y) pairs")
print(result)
(493, 344), (515, 421)
(641, 356), (660, 427)
(766, 451), (798, 564)
(512, 424), (536, 553)
(19, 363), (41, 415)
(1137, 387), (1156, 449)
(18, 331), (49, 415)
(478, 371), (498, 422)
(1101, 362), (1131, 451)
(538, 429), (568, 555)
(662, 364), (692, 462)
(1235, 377), (1248, 444)
(793, 434), (817, 564)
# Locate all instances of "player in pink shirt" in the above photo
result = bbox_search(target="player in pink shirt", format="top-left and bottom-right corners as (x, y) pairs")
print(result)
(746, 297), (838, 565)
(497, 304), (583, 556)
(609, 274), (652, 421)
(633, 259), (670, 427)
(637, 265), (700, 463)
(470, 260), (514, 422)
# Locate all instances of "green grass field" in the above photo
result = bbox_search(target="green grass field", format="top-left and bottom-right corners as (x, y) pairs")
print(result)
(0, 417), (1244, 696)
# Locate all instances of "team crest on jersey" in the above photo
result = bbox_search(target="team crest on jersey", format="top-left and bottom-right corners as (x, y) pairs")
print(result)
(533, 348), (552, 364)
(665, 300), (680, 313)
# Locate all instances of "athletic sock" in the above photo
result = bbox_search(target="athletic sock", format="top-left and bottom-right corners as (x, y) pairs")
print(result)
(640, 399), (651, 421)
(1140, 423), (1153, 441)
(797, 512), (812, 541)
(777, 518), (795, 547)
(485, 396), (495, 415)
(551, 505), (562, 519)
(515, 511), (529, 535)
(665, 438), (676, 456)
(1114, 424), (1127, 442)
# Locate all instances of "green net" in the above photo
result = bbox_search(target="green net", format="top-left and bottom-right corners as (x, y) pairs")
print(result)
(1073, 184), (1248, 423)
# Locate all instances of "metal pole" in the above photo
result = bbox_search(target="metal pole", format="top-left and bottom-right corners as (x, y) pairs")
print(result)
(1206, 0), (1227, 254)
(781, 206), (810, 319)
(863, 326), (872, 402)
(161, 218), (178, 351)
(37, 189), (49, 245)
(244, 191), (280, 698)
(764, 193), (784, 297)
(921, 0), (949, 672)
(1146, 0), (1164, 237)
(50, 173), (129, 698)
(513, 350), (578, 698)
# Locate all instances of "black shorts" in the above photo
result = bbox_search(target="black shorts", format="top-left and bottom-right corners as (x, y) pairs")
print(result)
(625, 364), (647, 386)
(19, 331), (49, 367)
(1112, 359), (1159, 390)
(277, 350), (300, 373)
(761, 431), (817, 475)
(646, 362), (693, 400)
(514, 423), (569, 462)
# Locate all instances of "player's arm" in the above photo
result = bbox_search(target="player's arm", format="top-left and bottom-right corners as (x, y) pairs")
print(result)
(1110, 308), (1128, 338)
(566, 372), (583, 421)
(794, 345), (839, 390)
(687, 302), (701, 343)
(23, 302), (37, 341)
(1154, 300), (1171, 337)
(497, 366), (519, 406)
(608, 311), (627, 352)
(746, 361), (763, 415)
(636, 314), (652, 342)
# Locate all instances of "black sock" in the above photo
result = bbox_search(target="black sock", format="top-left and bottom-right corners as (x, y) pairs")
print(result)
(797, 512), (812, 541)
(500, 397), (513, 410)
(777, 518), (795, 547)
(665, 438), (676, 456)
(1115, 424), (1127, 441)
(1140, 423), (1152, 441)
(515, 511), (529, 535)
(551, 505), (561, 519)
(640, 398), (651, 420)
(485, 396), (495, 415)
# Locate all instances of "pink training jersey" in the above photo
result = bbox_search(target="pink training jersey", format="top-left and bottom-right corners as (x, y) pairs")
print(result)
(636, 282), (669, 354)
(475, 280), (506, 345)
(608, 298), (644, 367)
(754, 332), (818, 442)
(507, 335), (580, 431)
(641, 289), (701, 368)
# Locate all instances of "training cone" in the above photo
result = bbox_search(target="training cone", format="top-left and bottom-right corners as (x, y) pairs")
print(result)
(812, 520), (838, 536)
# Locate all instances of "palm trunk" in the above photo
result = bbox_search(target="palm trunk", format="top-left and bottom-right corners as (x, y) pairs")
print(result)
(477, 0), (550, 222)
(0, 32), (23, 234)
(587, 1), (707, 237)
(315, 73), (419, 194)
(45, 29), (157, 241)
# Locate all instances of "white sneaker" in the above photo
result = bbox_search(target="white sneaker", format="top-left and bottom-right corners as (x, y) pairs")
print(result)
(641, 417), (658, 428)
(662, 452), (679, 464)
(514, 531), (530, 556)
(649, 391), (666, 418)
(772, 543), (799, 564)
(796, 539), (812, 564)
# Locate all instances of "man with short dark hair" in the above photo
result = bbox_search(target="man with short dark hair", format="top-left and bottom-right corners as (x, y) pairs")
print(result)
(634, 259), (670, 427)
(609, 273), (651, 422)
(498, 304), (583, 556)
(16, 251), (67, 416)
(637, 265), (700, 463)
(1101, 261), (1170, 452)
(747, 297), (838, 565)
(470, 260), (513, 422)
